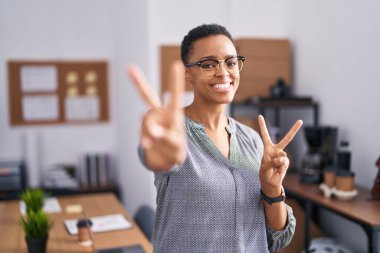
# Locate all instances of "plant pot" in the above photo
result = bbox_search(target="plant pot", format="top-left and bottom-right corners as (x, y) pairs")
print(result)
(25, 236), (48, 253)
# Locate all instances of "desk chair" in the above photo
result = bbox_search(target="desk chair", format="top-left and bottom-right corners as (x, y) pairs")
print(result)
(134, 205), (155, 241)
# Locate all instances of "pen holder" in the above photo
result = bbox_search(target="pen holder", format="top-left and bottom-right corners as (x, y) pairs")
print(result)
(77, 219), (93, 246)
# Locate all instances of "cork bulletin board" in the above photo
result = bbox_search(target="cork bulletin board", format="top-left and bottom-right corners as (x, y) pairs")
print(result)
(8, 60), (109, 126)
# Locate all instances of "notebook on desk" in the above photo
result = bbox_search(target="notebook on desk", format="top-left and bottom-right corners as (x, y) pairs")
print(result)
(96, 245), (145, 253)
(64, 214), (132, 235)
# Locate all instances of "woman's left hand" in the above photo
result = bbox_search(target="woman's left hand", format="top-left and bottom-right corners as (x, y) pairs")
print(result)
(258, 115), (303, 196)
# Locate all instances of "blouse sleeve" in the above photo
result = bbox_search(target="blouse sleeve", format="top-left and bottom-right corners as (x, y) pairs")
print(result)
(265, 203), (296, 252)
(137, 145), (181, 175)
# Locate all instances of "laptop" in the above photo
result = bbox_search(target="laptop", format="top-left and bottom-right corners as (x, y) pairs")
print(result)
(95, 245), (145, 253)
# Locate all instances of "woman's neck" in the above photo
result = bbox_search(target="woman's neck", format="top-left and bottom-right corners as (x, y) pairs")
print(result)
(185, 103), (228, 131)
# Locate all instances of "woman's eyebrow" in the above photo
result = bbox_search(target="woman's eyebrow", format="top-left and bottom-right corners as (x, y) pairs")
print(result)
(199, 55), (238, 61)
(199, 55), (218, 61)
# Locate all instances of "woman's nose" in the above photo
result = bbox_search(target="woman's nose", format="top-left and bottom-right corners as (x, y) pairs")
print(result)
(215, 62), (230, 76)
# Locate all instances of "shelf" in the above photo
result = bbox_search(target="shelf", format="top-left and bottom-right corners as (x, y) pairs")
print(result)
(231, 97), (319, 127)
(43, 185), (120, 199)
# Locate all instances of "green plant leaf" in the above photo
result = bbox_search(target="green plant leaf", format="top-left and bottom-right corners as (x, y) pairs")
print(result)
(20, 188), (45, 213)
(20, 210), (52, 239)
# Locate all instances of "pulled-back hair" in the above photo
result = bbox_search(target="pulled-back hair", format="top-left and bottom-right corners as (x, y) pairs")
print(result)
(180, 24), (234, 64)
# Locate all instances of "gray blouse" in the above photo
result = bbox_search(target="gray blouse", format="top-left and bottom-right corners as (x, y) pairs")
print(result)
(139, 116), (295, 253)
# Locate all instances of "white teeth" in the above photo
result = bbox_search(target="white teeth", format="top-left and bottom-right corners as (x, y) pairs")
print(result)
(213, 83), (231, 89)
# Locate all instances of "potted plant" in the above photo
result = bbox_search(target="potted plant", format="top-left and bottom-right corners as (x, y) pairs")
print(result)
(19, 189), (52, 253)
(20, 210), (51, 253)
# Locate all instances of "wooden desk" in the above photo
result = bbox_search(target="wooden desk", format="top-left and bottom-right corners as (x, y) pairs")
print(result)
(0, 193), (153, 253)
(284, 173), (380, 253)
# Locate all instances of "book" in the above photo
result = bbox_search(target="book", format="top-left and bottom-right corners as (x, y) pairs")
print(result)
(80, 153), (113, 187)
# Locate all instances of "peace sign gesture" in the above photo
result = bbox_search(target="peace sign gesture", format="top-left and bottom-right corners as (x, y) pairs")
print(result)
(127, 61), (186, 171)
(258, 115), (303, 196)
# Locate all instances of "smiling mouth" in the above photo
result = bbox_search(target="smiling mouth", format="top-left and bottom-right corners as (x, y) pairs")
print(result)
(211, 82), (233, 91)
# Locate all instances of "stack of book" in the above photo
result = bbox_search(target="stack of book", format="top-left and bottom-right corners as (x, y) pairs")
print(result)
(79, 153), (113, 187)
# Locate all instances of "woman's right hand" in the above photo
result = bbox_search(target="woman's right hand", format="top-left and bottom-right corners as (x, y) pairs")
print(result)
(127, 61), (186, 171)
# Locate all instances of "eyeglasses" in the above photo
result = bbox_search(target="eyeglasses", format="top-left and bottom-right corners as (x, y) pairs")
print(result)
(185, 56), (245, 77)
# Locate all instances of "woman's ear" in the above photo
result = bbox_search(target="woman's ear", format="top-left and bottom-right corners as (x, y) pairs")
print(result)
(185, 68), (191, 81)
(185, 68), (194, 88)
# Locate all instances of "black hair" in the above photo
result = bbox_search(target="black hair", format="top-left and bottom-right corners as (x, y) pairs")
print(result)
(180, 23), (234, 64)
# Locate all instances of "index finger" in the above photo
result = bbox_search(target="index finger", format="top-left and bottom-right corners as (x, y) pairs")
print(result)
(258, 115), (273, 146)
(277, 120), (303, 150)
(127, 65), (162, 108)
(167, 60), (185, 111)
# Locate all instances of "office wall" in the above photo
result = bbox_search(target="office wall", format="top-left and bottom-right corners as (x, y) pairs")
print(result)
(284, 0), (380, 188)
(112, 0), (157, 217)
(283, 1), (380, 252)
(0, 1), (118, 185)
(0, 0), (155, 219)
(2, 1), (379, 252)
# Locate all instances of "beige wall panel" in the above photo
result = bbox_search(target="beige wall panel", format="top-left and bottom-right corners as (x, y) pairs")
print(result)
(160, 45), (191, 95)
(160, 38), (292, 101)
(240, 59), (291, 80)
(235, 38), (291, 58)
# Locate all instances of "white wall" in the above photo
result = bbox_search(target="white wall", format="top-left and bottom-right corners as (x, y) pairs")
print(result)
(112, 0), (157, 216)
(0, 0), (118, 187)
(284, 0), (380, 188)
(282, 1), (380, 252)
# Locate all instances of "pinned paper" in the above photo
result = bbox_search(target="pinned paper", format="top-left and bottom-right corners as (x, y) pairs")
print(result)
(65, 96), (99, 121)
(67, 86), (79, 96)
(85, 85), (97, 96)
(22, 95), (59, 121)
(85, 71), (97, 84)
(66, 71), (78, 85)
(21, 65), (57, 92)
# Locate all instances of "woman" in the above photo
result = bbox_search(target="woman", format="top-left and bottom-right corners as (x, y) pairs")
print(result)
(128, 24), (303, 253)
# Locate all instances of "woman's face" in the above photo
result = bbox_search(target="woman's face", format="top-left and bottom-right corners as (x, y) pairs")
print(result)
(185, 34), (240, 106)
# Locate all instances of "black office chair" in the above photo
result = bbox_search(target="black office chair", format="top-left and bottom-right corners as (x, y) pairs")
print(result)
(134, 205), (155, 241)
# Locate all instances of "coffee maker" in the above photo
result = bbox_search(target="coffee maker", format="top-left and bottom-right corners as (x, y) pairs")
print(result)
(300, 126), (338, 184)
